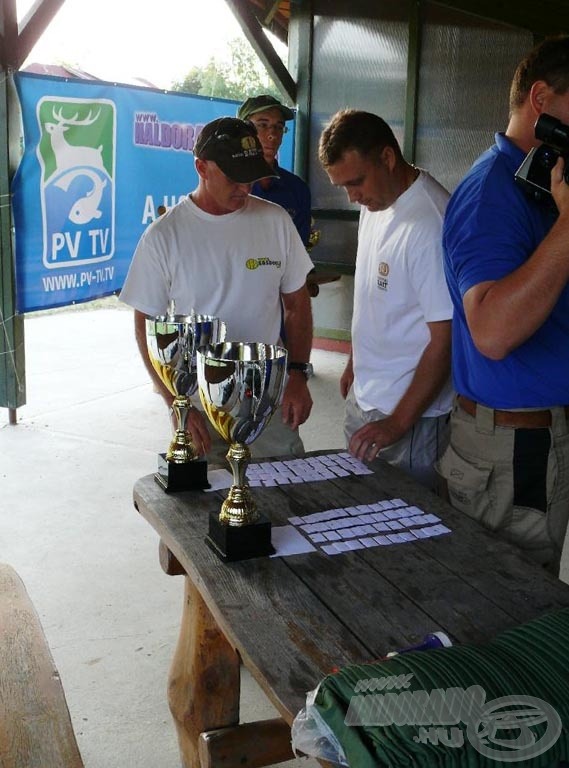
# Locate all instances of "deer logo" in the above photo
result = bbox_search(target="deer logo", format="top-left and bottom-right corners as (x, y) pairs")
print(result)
(45, 107), (106, 176)
(37, 97), (116, 270)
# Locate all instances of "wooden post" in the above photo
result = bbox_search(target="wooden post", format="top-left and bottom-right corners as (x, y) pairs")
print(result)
(159, 539), (185, 576)
(0, 71), (26, 418)
(198, 718), (295, 768)
(168, 576), (240, 768)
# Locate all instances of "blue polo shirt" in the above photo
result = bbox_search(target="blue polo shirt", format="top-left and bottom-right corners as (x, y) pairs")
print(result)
(251, 163), (312, 247)
(443, 132), (569, 408)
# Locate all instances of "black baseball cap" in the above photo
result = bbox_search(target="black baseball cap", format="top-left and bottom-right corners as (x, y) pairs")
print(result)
(237, 95), (295, 122)
(193, 117), (277, 183)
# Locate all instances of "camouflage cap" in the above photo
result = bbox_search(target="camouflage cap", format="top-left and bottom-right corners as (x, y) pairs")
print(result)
(237, 95), (295, 122)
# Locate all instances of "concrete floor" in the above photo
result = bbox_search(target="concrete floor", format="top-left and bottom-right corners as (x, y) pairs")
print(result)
(0, 302), (348, 768)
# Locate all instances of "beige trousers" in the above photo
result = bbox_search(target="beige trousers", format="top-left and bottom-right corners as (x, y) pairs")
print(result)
(436, 399), (569, 574)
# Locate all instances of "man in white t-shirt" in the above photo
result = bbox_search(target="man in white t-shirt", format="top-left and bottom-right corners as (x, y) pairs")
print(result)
(120, 117), (314, 461)
(318, 110), (453, 489)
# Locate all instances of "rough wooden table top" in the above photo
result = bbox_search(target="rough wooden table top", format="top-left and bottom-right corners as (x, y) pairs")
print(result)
(133, 450), (569, 724)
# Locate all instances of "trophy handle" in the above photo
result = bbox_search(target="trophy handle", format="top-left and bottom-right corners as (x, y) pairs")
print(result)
(167, 395), (199, 463)
(220, 443), (259, 525)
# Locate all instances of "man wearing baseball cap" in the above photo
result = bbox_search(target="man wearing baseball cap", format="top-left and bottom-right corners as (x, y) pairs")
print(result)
(238, 95), (312, 247)
(120, 116), (314, 461)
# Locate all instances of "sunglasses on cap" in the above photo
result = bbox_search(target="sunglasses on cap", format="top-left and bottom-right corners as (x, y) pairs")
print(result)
(195, 118), (258, 158)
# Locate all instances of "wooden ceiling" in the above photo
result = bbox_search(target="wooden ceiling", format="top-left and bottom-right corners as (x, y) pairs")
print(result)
(242, 0), (569, 42)
(246, 0), (290, 44)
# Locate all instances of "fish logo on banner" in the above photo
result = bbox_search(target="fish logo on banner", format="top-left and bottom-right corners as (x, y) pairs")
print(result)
(36, 97), (116, 269)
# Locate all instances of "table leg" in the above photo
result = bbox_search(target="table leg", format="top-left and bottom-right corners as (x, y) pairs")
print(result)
(168, 576), (240, 768)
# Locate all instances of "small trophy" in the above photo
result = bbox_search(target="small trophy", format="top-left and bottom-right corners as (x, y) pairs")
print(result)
(197, 341), (288, 561)
(146, 308), (226, 492)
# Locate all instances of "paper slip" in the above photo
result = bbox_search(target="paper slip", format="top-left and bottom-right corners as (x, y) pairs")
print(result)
(248, 453), (373, 487)
(270, 525), (317, 557)
(286, 497), (452, 557)
(204, 453), (375, 492)
(203, 468), (233, 492)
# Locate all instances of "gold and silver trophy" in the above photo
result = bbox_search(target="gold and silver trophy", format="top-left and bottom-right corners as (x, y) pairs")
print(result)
(197, 341), (288, 561)
(146, 309), (226, 492)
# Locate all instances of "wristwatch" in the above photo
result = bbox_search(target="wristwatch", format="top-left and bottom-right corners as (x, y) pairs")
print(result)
(287, 362), (314, 380)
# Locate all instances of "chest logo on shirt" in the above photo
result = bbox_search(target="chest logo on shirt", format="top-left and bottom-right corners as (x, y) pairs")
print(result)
(245, 257), (282, 270)
(377, 261), (389, 291)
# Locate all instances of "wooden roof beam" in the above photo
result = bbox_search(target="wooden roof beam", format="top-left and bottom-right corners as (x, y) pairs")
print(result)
(16, 0), (66, 69)
(264, 0), (282, 25)
(0, 0), (18, 69)
(225, 0), (296, 103)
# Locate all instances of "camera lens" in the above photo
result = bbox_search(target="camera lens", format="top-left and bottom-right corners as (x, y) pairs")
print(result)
(535, 114), (569, 152)
(541, 148), (558, 168)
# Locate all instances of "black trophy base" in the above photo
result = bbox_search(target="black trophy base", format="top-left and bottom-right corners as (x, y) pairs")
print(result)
(154, 454), (211, 493)
(206, 511), (275, 562)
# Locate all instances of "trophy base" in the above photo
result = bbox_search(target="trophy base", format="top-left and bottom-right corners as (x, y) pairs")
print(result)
(205, 511), (275, 562)
(155, 454), (211, 493)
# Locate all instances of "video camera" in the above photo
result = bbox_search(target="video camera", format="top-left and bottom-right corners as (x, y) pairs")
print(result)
(514, 113), (569, 201)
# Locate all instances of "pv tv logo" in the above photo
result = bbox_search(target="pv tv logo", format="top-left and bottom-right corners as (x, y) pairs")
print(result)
(36, 97), (115, 269)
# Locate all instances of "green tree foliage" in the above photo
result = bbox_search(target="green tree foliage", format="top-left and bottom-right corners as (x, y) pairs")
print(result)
(171, 37), (282, 101)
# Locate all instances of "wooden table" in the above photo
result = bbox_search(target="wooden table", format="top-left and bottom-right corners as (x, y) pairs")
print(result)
(133, 450), (569, 768)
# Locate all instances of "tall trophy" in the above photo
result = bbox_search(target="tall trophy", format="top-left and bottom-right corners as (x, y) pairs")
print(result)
(197, 341), (288, 561)
(146, 309), (226, 492)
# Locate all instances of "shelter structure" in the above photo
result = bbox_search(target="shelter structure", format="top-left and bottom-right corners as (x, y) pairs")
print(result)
(227, 0), (569, 342)
(2, 0), (569, 421)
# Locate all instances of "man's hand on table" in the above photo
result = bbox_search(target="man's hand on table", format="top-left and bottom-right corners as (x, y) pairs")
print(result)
(349, 416), (406, 463)
(281, 371), (313, 430)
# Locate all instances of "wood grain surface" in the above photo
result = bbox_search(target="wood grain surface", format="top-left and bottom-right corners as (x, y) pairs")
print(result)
(0, 564), (84, 768)
(134, 451), (569, 725)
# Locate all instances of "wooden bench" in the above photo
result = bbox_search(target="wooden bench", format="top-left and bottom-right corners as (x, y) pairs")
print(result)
(0, 564), (84, 768)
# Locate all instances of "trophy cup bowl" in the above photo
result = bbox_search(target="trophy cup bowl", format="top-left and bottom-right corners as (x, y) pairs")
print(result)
(146, 314), (226, 492)
(197, 341), (288, 561)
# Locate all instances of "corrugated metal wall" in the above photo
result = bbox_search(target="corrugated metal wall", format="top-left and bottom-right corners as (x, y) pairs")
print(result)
(304, 1), (533, 274)
(295, 1), (535, 337)
(415, 3), (532, 192)
(309, 13), (409, 210)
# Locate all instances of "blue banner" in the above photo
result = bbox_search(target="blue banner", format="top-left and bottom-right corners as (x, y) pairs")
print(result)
(12, 73), (294, 313)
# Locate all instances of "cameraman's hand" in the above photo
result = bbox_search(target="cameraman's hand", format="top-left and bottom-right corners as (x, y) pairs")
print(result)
(551, 156), (569, 214)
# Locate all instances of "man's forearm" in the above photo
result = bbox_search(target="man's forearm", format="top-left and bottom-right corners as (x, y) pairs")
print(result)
(282, 286), (313, 362)
(464, 211), (569, 359)
(389, 331), (451, 432)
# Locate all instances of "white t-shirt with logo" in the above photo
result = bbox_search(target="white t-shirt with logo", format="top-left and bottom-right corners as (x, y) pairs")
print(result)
(352, 170), (453, 417)
(120, 194), (313, 344)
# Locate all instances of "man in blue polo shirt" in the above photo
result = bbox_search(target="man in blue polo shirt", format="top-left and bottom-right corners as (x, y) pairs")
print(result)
(438, 36), (569, 574)
(237, 95), (312, 247)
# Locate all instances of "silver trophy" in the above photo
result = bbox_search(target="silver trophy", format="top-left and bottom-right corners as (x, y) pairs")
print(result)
(197, 341), (288, 560)
(146, 310), (226, 492)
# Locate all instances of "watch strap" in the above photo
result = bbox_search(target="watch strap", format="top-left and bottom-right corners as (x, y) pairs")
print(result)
(287, 362), (313, 379)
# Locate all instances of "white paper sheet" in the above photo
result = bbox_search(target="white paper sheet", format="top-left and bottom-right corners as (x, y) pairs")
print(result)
(203, 468), (233, 492)
(270, 525), (317, 557)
